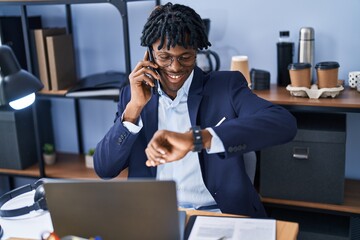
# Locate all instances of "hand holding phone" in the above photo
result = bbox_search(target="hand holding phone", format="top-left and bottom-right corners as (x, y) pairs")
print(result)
(124, 47), (159, 123)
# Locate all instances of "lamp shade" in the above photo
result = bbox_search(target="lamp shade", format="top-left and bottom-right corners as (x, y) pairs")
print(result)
(0, 45), (43, 108)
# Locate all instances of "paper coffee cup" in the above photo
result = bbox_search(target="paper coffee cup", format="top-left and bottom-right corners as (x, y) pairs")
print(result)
(231, 55), (251, 86)
(288, 63), (312, 88)
(315, 61), (340, 88)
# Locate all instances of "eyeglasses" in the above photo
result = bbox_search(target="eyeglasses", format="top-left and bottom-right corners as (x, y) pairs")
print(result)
(153, 52), (197, 67)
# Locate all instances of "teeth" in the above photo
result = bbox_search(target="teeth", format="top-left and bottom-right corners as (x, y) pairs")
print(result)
(168, 74), (181, 79)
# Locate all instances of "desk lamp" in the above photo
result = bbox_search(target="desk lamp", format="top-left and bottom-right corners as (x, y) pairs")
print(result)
(0, 45), (43, 109)
(0, 45), (43, 237)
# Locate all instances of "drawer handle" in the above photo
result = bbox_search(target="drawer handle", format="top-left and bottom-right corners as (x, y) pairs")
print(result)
(293, 147), (309, 159)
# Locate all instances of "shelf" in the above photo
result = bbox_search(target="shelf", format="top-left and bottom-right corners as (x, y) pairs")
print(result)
(39, 89), (68, 96)
(261, 179), (360, 215)
(0, 0), (160, 79)
(0, 0), (158, 181)
(37, 90), (119, 101)
(0, 152), (128, 179)
(253, 84), (360, 113)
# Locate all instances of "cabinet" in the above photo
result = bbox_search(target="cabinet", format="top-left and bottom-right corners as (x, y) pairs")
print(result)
(0, 0), (159, 180)
(253, 85), (360, 240)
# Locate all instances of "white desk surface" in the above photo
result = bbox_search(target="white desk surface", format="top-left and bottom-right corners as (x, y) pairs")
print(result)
(0, 191), (53, 240)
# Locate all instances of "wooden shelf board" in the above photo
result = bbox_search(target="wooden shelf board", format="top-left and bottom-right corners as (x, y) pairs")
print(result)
(253, 84), (360, 110)
(39, 89), (68, 96)
(261, 179), (360, 215)
(0, 163), (40, 178)
(0, 152), (128, 180)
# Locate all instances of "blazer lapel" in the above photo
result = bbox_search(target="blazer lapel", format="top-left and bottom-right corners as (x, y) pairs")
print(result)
(188, 68), (208, 182)
(142, 93), (159, 177)
(188, 67), (204, 126)
(142, 93), (159, 142)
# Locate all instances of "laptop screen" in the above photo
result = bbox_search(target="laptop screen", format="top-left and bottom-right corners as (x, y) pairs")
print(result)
(44, 179), (182, 240)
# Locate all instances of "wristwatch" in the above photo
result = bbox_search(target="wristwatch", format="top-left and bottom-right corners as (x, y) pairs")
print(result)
(190, 126), (203, 152)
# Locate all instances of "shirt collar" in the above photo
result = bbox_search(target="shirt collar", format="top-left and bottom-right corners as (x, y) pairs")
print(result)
(157, 70), (194, 98)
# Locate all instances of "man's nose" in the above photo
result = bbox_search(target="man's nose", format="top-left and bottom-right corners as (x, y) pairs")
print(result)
(168, 57), (183, 70)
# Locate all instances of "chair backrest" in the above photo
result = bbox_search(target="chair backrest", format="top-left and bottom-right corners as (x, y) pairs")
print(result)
(197, 50), (220, 73)
(243, 151), (257, 184)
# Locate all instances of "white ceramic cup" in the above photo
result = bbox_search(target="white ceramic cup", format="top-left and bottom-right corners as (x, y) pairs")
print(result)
(348, 71), (360, 88)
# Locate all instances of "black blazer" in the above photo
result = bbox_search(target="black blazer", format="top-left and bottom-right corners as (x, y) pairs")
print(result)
(94, 67), (297, 217)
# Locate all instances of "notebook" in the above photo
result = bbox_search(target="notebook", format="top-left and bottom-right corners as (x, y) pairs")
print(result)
(43, 179), (184, 240)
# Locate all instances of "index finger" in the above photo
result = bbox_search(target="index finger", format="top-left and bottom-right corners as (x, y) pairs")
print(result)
(143, 49), (149, 61)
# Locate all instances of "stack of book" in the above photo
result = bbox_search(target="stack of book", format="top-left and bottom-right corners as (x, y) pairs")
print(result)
(32, 27), (128, 98)
(32, 27), (77, 91)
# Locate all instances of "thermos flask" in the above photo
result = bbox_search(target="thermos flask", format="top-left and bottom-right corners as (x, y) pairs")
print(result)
(277, 31), (294, 86)
(298, 27), (315, 83)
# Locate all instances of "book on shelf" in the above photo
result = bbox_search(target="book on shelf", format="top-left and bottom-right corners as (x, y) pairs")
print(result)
(65, 71), (128, 97)
(33, 27), (66, 91)
(46, 34), (77, 91)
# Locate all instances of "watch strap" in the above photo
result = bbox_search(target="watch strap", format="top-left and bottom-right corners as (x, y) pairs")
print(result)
(190, 126), (203, 152)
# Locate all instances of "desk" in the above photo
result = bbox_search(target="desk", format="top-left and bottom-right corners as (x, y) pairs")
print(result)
(253, 84), (360, 112)
(0, 192), (298, 240)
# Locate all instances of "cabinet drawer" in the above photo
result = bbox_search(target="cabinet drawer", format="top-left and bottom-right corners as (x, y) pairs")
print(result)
(260, 112), (346, 204)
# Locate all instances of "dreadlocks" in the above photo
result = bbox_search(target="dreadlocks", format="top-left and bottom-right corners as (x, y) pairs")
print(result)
(140, 2), (211, 50)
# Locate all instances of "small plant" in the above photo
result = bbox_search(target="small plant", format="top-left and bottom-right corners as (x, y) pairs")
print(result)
(43, 143), (56, 165)
(85, 148), (96, 168)
(43, 143), (54, 155)
(88, 148), (95, 156)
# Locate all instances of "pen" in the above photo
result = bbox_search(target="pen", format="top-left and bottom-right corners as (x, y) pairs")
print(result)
(215, 117), (226, 127)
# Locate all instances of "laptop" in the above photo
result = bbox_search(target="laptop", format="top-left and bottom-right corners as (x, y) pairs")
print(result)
(43, 179), (184, 240)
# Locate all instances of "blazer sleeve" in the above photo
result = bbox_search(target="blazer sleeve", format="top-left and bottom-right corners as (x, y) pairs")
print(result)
(210, 71), (297, 158)
(94, 86), (138, 178)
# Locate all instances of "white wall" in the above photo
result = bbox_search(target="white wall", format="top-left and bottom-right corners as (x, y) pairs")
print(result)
(4, 1), (359, 179)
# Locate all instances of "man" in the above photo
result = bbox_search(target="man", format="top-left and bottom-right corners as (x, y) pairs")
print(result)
(94, 2), (297, 218)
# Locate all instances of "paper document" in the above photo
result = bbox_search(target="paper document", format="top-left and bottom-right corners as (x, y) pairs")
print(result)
(188, 216), (276, 240)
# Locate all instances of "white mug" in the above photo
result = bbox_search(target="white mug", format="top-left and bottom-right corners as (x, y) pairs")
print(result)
(348, 71), (360, 88)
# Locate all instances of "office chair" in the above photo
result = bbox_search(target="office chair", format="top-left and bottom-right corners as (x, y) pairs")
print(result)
(244, 151), (257, 184)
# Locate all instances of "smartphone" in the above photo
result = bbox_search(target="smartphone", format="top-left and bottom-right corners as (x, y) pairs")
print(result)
(147, 46), (159, 94)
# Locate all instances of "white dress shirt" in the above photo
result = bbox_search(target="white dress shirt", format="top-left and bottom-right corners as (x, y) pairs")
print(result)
(123, 70), (224, 210)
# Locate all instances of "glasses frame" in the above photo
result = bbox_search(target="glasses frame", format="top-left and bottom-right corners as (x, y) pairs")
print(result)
(152, 50), (197, 68)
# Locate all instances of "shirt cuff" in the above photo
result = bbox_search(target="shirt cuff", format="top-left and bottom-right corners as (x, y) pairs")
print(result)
(121, 112), (143, 134)
(206, 127), (225, 154)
